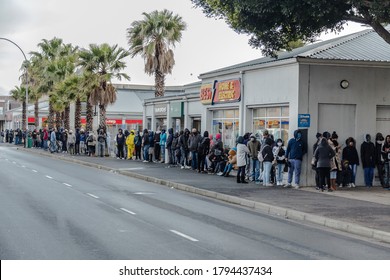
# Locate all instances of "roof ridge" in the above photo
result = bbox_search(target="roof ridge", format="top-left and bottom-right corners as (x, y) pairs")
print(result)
(298, 28), (373, 58)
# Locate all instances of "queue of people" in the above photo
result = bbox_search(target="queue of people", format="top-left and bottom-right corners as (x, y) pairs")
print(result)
(312, 131), (390, 191)
(3, 125), (390, 190)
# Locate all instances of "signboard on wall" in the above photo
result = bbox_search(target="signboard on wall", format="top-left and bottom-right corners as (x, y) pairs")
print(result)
(213, 79), (241, 104)
(298, 114), (310, 128)
(170, 102), (183, 117)
(200, 84), (213, 105)
(200, 79), (241, 105)
(154, 104), (167, 116)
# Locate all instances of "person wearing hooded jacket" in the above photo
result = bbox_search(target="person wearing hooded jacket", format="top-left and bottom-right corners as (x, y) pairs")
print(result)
(361, 133), (375, 187)
(126, 130), (135, 160)
(166, 128), (174, 164)
(261, 137), (275, 186)
(375, 132), (385, 187)
(159, 129), (167, 163)
(382, 135), (390, 188)
(314, 137), (335, 192)
(236, 136), (250, 183)
(342, 137), (359, 187)
(134, 131), (142, 160)
(285, 129), (306, 188)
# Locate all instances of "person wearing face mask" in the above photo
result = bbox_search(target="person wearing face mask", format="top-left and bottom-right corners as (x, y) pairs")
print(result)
(273, 138), (286, 186)
(361, 134), (376, 187)
(381, 135), (390, 188)
(284, 129), (306, 189)
(375, 132), (385, 187)
(342, 137), (359, 187)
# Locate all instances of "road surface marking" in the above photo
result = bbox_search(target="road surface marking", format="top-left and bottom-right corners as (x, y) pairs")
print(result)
(86, 193), (99, 199)
(63, 183), (72, 187)
(12, 161), (16, 164)
(32, 170), (38, 173)
(134, 192), (155, 195)
(118, 167), (144, 171)
(21, 165), (26, 168)
(170, 230), (199, 242)
(45, 175), (53, 179)
(120, 208), (136, 215)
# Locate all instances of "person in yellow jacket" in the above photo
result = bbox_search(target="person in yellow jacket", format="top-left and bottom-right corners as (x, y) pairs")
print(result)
(126, 130), (136, 159)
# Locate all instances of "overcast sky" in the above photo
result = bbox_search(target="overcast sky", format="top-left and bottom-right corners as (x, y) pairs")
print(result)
(0, 0), (365, 95)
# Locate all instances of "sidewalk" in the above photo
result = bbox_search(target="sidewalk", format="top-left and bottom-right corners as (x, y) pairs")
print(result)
(11, 145), (390, 243)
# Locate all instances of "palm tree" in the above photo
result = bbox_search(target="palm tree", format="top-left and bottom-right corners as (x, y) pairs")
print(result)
(29, 38), (78, 129)
(127, 9), (186, 97)
(10, 86), (29, 129)
(78, 43), (130, 130)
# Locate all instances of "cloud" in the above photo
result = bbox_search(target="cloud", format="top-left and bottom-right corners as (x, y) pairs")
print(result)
(0, 0), (30, 36)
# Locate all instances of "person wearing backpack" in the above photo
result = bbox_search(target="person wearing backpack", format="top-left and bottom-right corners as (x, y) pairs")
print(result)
(189, 128), (203, 170)
(197, 131), (210, 173)
(171, 132), (180, 165)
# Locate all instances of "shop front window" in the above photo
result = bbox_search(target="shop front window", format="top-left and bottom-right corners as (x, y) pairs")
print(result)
(212, 109), (239, 149)
(253, 106), (289, 143)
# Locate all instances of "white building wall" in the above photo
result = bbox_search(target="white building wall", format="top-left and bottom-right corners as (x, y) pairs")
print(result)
(300, 63), (390, 186)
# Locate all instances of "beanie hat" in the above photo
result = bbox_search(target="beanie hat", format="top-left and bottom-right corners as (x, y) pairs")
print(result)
(216, 133), (221, 140)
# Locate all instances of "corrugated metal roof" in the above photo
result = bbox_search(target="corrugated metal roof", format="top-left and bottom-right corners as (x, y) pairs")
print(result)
(200, 26), (390, 77)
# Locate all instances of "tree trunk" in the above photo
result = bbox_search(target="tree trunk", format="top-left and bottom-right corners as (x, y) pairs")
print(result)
(34, 100), (39, 128)
(56, 112), (61, 130)
(64, 106), (70, 130)
(48, 102), (55, 130)
(86, 96), (93, 132)
(99, 104), (106, 131)
(75, 97), (81, 130)
(154, 70), (165, 97)
(22, 101), (26, 131)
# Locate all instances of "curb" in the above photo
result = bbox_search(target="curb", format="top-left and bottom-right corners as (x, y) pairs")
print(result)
(15, 147), (390, 244)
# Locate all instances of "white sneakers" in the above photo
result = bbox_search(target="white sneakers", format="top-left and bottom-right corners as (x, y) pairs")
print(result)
(283, 183), (300, 189)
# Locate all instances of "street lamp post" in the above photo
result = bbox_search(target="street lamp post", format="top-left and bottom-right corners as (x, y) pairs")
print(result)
(0, 37), (29, 135)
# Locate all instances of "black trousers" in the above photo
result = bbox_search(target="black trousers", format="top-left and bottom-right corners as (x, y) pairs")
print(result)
(317, 167), (331, 189)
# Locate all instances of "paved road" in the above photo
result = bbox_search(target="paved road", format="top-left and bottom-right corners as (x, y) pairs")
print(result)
(1, 146), (390, 259)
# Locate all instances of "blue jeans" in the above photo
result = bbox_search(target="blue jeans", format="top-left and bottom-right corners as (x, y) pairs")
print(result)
(349, 164), (358, 184)
(143, 144), (150, 160)
(191, 151), (198, 170)
(43, 140), (48, 150)
(276, 163), (284, 183)
(223, 163), (233, 174)
(364, 167), (374, 187)
(251, 159), (260, 182)
(160, 144), (165, 162)
(288, 159), (302, 185)
(385, 162), (390, 186)
(263, 161), (272, 185)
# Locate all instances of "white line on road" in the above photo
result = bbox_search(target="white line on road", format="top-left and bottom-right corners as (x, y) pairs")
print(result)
(45, 175), (53, 179)
(86, 193), (99, 199)
(32, 170), (38, 173)
(170, 230), (199, 242)
(120, 208), (136, 215)
(12, 161), (16, 164)
(63, 183), (72, 187)
(21, 165), (26, 168)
